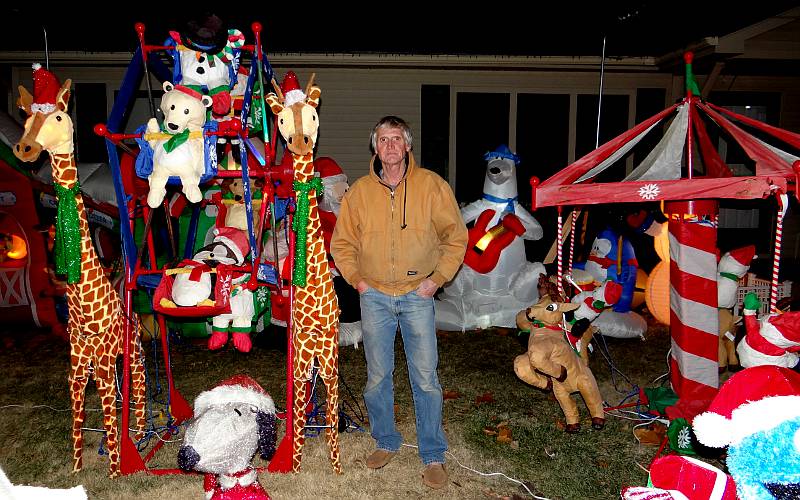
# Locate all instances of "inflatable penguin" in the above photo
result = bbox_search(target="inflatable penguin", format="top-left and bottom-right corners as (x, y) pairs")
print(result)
(435, 145), (545, 330)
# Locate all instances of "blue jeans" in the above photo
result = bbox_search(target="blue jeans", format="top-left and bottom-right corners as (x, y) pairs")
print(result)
(359, 287), (447, 465)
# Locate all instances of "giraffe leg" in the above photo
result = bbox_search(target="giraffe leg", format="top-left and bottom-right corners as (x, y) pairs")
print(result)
(321, 373), (342, 474)
(130, 329), (147, 441)
(69, 359), (90, 473)
(96, 353), (120, 477)
(292, 378), (308, 473)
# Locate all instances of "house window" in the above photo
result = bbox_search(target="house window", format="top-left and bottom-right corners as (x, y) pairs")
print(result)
(455, 92), (509, 203)
(421, 85), (450, 180)
(74, 83), (108, 163)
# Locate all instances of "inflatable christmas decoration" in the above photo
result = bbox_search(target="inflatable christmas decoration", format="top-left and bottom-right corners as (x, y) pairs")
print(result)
(574, 209), (658, 339)
(737, 293), (800, 370)
(717, 246), (755, 372)
(178, 375), (277, 500)
(13, 65), (146, 477)
(568, 279), (623, 349)
(693, 365), (800, 499)
(621, 455), (737, 500)
(436, 145), (545, 330)
(316, 157), (362, 348)
(514, 294), (605, 433)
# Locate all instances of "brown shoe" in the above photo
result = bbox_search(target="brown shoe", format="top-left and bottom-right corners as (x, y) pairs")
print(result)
(422, 463), (448, 489)
(366, 449), (396, 469)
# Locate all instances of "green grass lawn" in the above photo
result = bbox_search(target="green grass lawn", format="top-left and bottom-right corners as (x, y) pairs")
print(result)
(0, 319), (680, 499)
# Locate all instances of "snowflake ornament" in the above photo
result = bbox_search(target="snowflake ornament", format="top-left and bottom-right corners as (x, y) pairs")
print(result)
(638, 183), (660, 200)
(677, 426), (692, 450)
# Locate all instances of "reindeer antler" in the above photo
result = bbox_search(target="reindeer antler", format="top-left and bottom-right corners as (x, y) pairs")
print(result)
(270, 78), (284, 102)
(304, 73), (316, 97)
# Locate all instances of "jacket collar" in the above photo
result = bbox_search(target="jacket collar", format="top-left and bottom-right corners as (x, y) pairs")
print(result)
(370, 153), (417, 186)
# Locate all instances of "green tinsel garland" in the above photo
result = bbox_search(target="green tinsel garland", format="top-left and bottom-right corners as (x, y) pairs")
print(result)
(292, 177), (323, 287)
(53, 181), (82, 284)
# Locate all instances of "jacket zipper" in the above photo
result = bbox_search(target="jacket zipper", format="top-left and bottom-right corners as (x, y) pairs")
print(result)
(390, 188), (396, 284)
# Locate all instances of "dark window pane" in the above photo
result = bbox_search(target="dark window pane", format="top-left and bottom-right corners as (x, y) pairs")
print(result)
(74, 83), (108, 163)
(455, 92), (509, 203)
(421, 85), (450, 180)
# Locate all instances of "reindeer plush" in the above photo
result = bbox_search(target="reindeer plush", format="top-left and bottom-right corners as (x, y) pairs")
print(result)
(514, 294), (605, 433)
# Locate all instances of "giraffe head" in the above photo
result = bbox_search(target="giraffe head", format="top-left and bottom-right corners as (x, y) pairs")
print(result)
(266, 71), (320, 156)
(15, 64), (73, 162)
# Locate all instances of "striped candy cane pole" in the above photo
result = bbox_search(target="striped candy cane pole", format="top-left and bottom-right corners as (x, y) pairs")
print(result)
(666, 201), (719, 402)
(557, 207), (564, 298)
(568, 210), (578, 275)
(771, 193), (788, 313)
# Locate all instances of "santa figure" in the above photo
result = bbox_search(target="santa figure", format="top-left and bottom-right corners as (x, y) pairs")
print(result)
(737, 292), (800, 371)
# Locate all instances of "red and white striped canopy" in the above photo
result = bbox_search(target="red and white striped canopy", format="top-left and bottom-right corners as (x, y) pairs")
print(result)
(533, 97), (800, 208)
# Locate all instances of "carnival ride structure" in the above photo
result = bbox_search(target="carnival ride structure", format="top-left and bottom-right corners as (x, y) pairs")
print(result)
(93, 21), (307, 475)
(531, 52), (799, 413)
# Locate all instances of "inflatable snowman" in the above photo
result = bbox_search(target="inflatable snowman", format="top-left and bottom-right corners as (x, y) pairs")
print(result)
(435, 145), (545, 330)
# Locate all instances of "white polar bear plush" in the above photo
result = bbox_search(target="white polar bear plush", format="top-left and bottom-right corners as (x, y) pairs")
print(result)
(145, 81), (212, 208)
(435, 145), (546, 330)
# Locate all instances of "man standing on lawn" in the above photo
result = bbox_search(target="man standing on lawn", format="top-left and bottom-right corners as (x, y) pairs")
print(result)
(331, 115), (467, 489)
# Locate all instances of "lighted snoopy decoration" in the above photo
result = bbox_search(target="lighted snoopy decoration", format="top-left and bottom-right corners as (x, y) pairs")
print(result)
(178, 375), (277, 500)
(435, 145), (545, 330)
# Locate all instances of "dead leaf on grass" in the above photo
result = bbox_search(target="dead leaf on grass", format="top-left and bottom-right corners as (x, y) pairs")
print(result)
(443, 389), (460, 400)
(475, 392), (495, 405)
(633, 422), (667, 445)
(483, 427), (498, 436)
(497, 427), (513, 443)
(510, 440), (519, 450)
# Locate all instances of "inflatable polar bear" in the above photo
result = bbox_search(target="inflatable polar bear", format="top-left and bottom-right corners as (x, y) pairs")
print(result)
(435, 145), (545, 330)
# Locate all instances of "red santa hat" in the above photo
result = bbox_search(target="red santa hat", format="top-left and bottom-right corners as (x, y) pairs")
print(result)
(31, 63), (61, 114)
(718, 245), (756, 277)
(280, 71), (305, 107)
(315, 157), (347, 183)
(692, 365), (800, 448)
(213, 226), (249, 265)
(193, 374), (275, 416)
(598, 280), (622, 306)
(765, 311), (800, 346)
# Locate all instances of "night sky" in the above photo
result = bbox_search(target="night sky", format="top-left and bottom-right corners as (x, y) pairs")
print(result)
(2, 3), (797, 58)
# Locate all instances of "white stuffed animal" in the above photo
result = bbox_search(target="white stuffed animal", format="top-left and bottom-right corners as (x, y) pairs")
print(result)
(145, 81), (212, 208)
(435, 145), (545, 330)
(178, 375), (276, 500)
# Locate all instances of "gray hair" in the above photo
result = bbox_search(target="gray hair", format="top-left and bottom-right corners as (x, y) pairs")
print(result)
(369, 116), (413, 153)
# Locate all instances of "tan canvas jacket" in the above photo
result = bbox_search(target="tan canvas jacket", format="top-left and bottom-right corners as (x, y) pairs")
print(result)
(331, 153), (467, 296)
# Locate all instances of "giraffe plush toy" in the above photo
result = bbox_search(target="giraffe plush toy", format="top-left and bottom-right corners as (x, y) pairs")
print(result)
(267, 71), (341, 473)
(13, 64), (146, 477)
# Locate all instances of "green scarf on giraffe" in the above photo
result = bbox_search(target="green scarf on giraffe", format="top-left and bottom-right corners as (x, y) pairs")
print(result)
(53, 181), (82, 284)
(292, 177), (323, 287)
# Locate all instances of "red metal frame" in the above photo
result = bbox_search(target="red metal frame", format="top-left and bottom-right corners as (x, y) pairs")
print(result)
(95, 20), (297, 476)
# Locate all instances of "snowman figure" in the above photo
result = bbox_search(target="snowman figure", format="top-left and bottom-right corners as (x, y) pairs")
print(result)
(435, 145), (545, 330)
